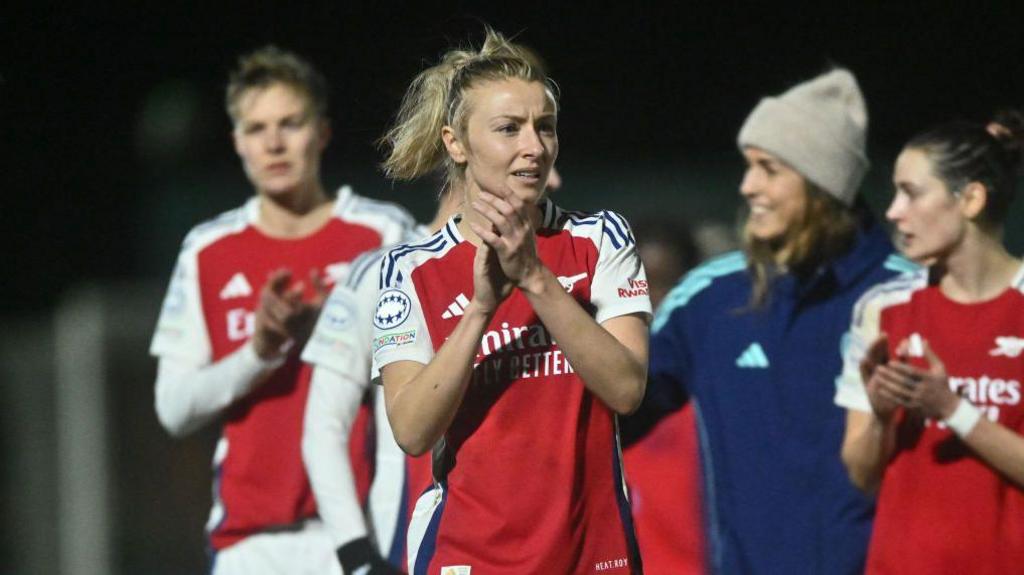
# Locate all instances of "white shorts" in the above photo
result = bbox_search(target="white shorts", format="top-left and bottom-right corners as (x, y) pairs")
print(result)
(212, 519), (341, 575)
(407, 484), (445, 573)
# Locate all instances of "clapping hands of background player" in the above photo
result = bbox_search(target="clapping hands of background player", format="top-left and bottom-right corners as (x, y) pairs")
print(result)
(252, 268), (328, 360)
(862, 334), (960, 422)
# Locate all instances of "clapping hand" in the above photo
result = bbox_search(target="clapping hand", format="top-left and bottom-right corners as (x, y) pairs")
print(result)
(252, 268), (328, 359)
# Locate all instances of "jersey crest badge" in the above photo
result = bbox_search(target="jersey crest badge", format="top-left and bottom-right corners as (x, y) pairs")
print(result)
(323, 296), (356, 330)
(557, 272), (588, 293)
(990, 336), (1024, 358)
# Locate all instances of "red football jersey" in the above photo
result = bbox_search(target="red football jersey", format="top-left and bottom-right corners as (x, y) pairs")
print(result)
(836, 266), (1024, 574)
(151, 188), (412, 550)
(623, 405), (706, 574)
(373, 201), (652, 575)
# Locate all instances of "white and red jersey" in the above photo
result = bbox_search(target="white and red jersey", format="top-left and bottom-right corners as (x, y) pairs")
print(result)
(836, 264), (1024, 574)
(373, 200), (652, 575)
(302, 229), (434, 568)
(150, 187), (413, 551)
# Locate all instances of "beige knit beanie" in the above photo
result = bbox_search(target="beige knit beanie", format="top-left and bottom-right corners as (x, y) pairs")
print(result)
(737, 68), (869, 205)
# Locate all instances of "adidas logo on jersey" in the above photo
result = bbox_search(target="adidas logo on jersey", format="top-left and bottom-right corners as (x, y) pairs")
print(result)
(736, 342), (769, 368)
(219, 273), (252, 300)
(442, 293), (471, 319)
(990, 336), (1024, 358)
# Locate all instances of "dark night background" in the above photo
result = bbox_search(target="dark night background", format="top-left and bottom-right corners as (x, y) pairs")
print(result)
(8, 2), (1024, 318)
(4, 3), (1024, 573)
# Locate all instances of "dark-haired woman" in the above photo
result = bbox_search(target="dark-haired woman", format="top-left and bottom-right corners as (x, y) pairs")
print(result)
(838, 111), (1024, 574)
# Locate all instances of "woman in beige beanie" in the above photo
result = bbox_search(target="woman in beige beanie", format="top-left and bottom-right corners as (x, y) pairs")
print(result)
(624, 68), (912, 574)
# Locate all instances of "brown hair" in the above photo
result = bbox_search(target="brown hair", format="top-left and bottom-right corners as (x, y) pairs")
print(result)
(743, 183), (860, 308)
(225, 45), (328, 124)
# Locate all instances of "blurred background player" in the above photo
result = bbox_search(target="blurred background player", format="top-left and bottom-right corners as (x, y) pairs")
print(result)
(301, 186), (460, 574)
(373, 28), (650, 573)
(621, 217), (705, 573)
(625, 68), (913, 574)
(838, 110), (1024, 574)
(149, 46), (414, 574)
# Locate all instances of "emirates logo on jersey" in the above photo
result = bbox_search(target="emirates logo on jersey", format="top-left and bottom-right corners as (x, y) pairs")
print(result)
(226, 308), (254, 341)
(937, 374), (1023, 426)
(473, 322), (575, 387)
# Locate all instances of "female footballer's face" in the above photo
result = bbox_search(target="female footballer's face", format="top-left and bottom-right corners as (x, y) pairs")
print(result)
(887, 147), (967, 264)
(739, 147), (809, 242)
(233, 83), (329, 198)
(445, 78), (558, 205)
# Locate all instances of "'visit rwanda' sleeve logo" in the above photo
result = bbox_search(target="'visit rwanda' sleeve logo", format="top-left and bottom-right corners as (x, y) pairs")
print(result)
(374, 289), (412, 329)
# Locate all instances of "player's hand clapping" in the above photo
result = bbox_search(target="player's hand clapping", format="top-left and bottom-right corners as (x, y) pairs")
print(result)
(886, 338), (960, 421)
(861, 334), (901, 422)
(252, 268), (328, 360)
(470, 185), (545, 295)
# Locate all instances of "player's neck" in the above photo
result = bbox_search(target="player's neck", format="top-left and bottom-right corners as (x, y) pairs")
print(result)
(428, 186), (465, 232)
(939, 233), (1019, 303)
(256, 184), (333, 238)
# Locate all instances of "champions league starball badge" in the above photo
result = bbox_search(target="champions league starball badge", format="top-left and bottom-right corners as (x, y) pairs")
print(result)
(374, 289), (412, 329)
(323, 296), (356, 330)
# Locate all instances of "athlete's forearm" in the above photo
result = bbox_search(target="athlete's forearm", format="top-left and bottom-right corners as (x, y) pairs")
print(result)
(301, 365), (370, 547)
(961, 417), (1024, 488)
(840, 409), (897, 493)
(521, 266), (648, 414)
(154, 342), (281, 437)
(383, 302), (493, 455)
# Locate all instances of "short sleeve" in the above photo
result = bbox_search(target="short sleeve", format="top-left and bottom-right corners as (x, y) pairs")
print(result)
(371, 259), (434, 370)
(301, 252), (381, 389)
(590, 211), (653, 324)
(150, 241), (211, 364)
(834, 292), (881, 412)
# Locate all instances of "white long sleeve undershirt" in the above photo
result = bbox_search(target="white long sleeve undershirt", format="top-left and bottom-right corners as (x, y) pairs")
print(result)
(301, 364), (370, 548)
(154, 342), (284, 438)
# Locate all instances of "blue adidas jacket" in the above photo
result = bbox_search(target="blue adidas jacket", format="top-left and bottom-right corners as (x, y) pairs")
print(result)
(626, 218), (913, 575)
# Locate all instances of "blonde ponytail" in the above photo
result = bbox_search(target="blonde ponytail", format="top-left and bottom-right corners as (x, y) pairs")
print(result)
(379, 28), (556, 189)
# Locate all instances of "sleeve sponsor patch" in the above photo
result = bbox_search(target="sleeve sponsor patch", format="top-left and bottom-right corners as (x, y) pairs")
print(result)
(373, 329), (417, 352)
(617, 278), (649, 298)
(161, 262), (188, 316)
(374, 289), (413, 329)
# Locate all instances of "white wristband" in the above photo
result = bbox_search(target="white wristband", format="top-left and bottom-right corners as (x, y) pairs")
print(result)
(944, 398), (982, 438)
(242, 340), (287, 371)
